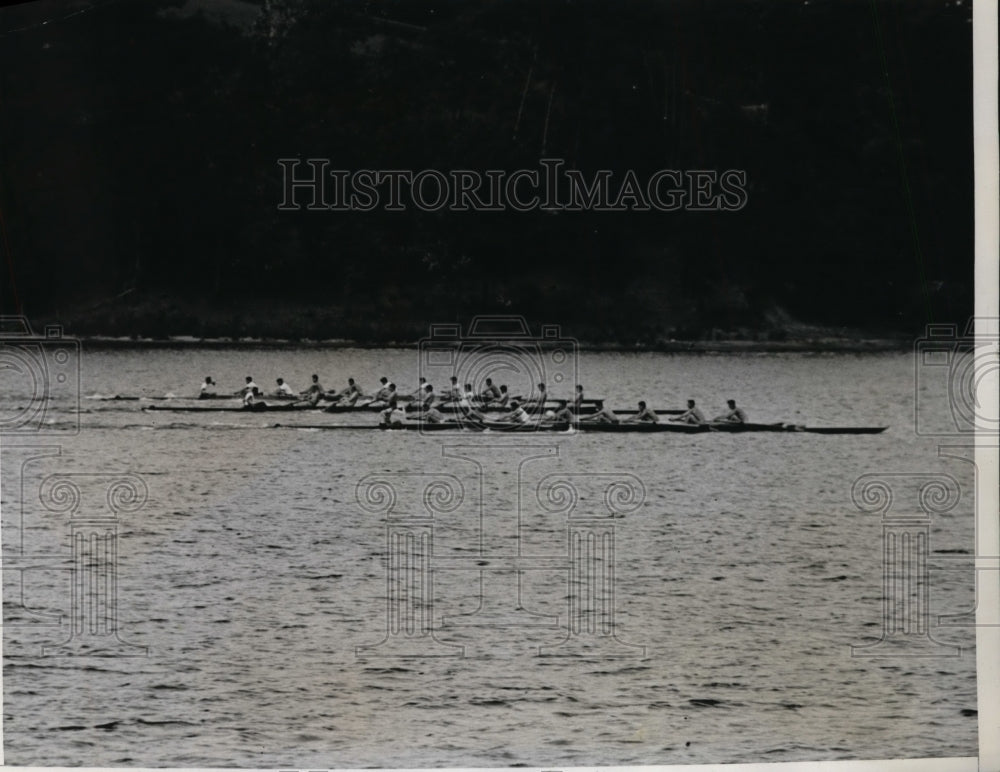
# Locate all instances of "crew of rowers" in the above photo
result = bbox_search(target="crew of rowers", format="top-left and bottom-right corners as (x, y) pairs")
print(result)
(201, 374), (370, 407)
(199, 374), (749, 425)
(204, 375), (751, 424)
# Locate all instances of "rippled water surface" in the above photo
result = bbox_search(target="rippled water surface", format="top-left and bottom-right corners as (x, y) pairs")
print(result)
(1, 347), (978, 766)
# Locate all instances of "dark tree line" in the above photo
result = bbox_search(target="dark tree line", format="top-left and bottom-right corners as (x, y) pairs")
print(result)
(0, 0), (973, 340)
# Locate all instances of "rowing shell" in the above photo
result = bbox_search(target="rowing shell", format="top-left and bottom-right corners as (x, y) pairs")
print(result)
(383, 421), (888, 433)
(274, 421), (888, 434)
(145, 403), (323, 412)
(144, 403), (682, 415)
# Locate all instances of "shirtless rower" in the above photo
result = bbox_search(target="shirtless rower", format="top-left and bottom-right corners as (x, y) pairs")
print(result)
(300, 374), (325, 406)
(579, 399), (619, 423)
(624, 400), (659, 423)
(273, 378), (296, 398)
(546, 399), (575, 424)
(199, 376), (217, 398)
(670, 399), (706, 425)
(488, 384), (510, 408)
(714, 399), (748, 423)
(480, 378), (501, 402)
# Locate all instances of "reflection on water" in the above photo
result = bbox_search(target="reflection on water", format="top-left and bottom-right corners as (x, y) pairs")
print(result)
(1, 349), (978, 765)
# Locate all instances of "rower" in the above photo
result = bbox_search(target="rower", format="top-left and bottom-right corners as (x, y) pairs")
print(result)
(671, 399), (706, 425)
(418, 383), (436, 410)
(453, 385), (486, 423)
(372, 377), (391, 403)
(408, 377), (428, 400)
(338, 378), (364, 405)
(488, 384), (510, 408)
(498, 400), (530, 424)
(580, 399), (619, 423)
(301, 374), (325, 406)
(274, 378), (296, 397)
(243, 386), (265, 409)
(549, 399), (574, 424)
(462, 382), (478, 404)
(378, 384), (401, 422)
(238, 376), (258, 397)
(536, 382), (548, 403)
(382, 405), (407, 427)
(199, 376), (217, 398)
(423, 405), (447, 423)
(444, 376), (462, 403)
(714, 399), (748, 423)
(625, 400), (659, 423)
(573, 384), (585, 411)
(373, 382), (397, 408)
(480, 378), (501, 402)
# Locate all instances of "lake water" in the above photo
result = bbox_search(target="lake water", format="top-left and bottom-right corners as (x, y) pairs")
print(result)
(1, 347), (979, 766)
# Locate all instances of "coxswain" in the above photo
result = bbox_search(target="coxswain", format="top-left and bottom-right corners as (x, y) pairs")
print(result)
(274, 378), (296, 397)
(199, 376), (217, 398)
(480, 378), (501, 401)
(580, 399), (619, 423)
(671, 399), (706, 425)
(625, 400), (659, 423)
(714, 399), (748, 423)
(536, 382), (548, 403)
(301, 374), (325, 406)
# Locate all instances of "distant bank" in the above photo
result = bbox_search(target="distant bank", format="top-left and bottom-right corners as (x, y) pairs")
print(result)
(71, 336), (911, 353)
(22, 295), (917, 353)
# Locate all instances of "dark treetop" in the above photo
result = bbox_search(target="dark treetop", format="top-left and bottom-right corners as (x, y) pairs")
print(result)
(0, 0), (973, 342)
